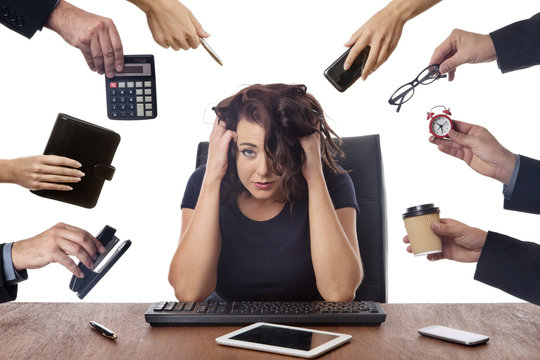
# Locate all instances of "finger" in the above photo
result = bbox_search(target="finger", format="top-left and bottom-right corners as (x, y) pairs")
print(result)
(97, 30), (116, 78)
(170, 40), (181, 51)
(59, 238), (94, 269)
(430, 221), (462, 238)
(402, 235), (410, 244)
(187, 16), (201, 49)
(186, 31), (200, 49)
(344, 37), (368, 71)
(41, 155), (82, 168)
(176, 36), (190, 51)
(32, 183), (74, 191)
(344, 28), (362, 47)
(448, 69), (456, 82)
(429, 37), (455, 68)
(34, 174), (82, 184)
(79, 42), (96, 72)
(406, 245), (412, 253)
(90, 33), (105, 75)
(372, 40), (391, 75)
(192, 12), (210, 38)
(447, 128), (476, 148)
(361, 42), (381, 80)
(39, 165), (85, 178)
(450, 119), (474, 134)
(427, 253), (444, 261)
(61, 224), (105, 255)
(55, 252), (85, 278)
(106, 23), (124, 73)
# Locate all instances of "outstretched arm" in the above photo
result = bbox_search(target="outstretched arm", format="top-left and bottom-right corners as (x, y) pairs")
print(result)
(128, 0), (209, 50)
(429, 120), (515, 184)
(0, 155), (84, 191)
(345, 0), (441, 80)
(300, 133), (362, 302)
(168, 119), (236, 301)
(45, 0), (124, 78)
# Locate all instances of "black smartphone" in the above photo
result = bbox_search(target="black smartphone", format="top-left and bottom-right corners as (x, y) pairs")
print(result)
(324, 46), (370, 92)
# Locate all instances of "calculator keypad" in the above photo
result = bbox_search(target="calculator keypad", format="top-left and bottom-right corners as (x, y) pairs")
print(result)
(108, 80), (155, 119)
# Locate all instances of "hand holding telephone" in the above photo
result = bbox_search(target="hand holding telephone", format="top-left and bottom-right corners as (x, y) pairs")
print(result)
(324, 46), (370, 92)
(69, 225), (131, 299)
(418, 325), (489, 346)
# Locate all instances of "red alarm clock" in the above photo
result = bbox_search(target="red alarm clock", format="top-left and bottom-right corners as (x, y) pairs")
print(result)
(427, 106), (453, 138)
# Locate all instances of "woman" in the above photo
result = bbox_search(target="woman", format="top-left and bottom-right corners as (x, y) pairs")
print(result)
(169, 84), (362, 302)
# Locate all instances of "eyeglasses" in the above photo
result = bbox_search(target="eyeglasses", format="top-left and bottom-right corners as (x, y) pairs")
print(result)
(388, 64), (447, 112)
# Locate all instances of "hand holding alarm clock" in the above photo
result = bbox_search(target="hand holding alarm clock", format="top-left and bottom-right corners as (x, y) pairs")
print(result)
(427, 105), (454, 138)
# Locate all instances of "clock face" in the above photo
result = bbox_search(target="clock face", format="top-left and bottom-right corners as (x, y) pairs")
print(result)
(430, 115), (452, 137)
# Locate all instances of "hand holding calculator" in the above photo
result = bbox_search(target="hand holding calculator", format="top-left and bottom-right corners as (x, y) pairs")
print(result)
(106, 55), (157, 120)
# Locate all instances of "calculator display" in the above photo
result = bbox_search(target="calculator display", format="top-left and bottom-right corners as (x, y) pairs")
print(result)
(115, 64), (151, 76)
(106, 55), (157, 120)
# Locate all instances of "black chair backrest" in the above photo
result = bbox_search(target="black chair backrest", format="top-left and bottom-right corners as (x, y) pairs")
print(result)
(195, 134), (387, 302)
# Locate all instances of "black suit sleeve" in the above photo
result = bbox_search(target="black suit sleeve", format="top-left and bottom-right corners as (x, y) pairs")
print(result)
(0, 243), (18, 303)
(0, 0), (58, 39)
(474, 232), (540, 306)
(490, 13), (540, 73)
(504, 155), (540, 215)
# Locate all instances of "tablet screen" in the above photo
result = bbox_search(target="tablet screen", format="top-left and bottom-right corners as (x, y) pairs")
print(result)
(230, 324), (339, 351)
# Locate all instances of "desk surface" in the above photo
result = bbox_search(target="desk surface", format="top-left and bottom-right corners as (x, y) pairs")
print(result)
(1, 302), (538, 360)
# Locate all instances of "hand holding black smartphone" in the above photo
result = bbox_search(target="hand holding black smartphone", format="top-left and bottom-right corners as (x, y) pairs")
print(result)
(324, 46), (370, 92)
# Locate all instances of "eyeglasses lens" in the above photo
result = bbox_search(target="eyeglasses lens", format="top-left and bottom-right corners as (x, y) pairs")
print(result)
(418, 65), (440, 85)
(390, 84), (415, 105)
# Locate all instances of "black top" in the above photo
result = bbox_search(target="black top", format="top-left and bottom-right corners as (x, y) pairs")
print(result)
(181, 165), (359, 301)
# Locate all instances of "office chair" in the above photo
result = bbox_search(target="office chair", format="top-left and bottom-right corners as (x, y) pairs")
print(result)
(195, 135), (387, 302)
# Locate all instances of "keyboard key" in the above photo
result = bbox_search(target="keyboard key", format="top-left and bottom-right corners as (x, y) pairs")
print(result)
(154, 301), (167, 311)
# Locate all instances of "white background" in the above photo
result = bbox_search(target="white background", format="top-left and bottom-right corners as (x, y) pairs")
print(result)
(1, 0), (538, 304)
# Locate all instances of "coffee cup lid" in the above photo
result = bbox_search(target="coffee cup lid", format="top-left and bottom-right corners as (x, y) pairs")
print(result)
(402, 203), (440, 219)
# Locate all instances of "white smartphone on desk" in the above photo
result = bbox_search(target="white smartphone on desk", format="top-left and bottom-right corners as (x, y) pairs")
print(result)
(216, 322), (351, 358)
(418, 325), (489, 346)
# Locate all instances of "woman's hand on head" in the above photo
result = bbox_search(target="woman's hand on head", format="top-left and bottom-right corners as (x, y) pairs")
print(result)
(299, 132), (324, 182)
(205, 118), (237, 182)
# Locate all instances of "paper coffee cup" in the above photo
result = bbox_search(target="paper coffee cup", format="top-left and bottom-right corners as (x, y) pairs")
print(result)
(403, 204), (442, 256)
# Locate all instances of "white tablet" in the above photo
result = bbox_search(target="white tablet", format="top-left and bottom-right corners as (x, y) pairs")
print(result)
(215, 322), (352, 358)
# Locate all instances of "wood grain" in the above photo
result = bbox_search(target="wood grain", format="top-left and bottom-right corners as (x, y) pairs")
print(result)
(0, 303), (538, 359)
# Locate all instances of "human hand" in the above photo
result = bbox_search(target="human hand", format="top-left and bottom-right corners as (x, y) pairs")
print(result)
(299, 132), (324, 181)
(205, 118), (237, 182)
(130, 0), (209, 50)
(403, 218), (486, 262)
(11, 223), (106, 278)
(430, 120), (515, 184)
(430, 29), (497, 81)
(45, 0), (124, 78)
(344, 5), (405, 80)
(0, 155), (84, 191)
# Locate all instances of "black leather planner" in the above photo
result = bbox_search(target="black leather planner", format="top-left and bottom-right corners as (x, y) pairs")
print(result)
(31, 113), (120, 208)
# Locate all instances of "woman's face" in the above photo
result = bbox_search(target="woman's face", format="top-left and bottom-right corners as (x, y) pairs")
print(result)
(235, 118), (283, 202)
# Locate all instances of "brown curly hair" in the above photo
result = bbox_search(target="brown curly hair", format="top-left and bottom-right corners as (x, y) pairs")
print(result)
(213, 83), (344, 204)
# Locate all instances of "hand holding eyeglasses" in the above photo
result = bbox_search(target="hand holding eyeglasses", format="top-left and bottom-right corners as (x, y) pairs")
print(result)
(430, 29), (497, 81)
(388, 64), (446, 112)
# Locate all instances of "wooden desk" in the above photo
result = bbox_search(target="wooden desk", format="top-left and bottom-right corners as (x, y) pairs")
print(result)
(0, 303), (538, 359)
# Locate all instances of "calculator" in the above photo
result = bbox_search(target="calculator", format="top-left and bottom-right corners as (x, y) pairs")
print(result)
(106, 55), (157, 120)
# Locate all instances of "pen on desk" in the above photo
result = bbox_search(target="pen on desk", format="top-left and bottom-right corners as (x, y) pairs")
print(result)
(199, 37), (223, 66)
(90, 321), (118, 340)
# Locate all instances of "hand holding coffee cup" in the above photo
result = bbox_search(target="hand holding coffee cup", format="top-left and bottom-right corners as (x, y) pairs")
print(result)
(403, 204), (442, 256)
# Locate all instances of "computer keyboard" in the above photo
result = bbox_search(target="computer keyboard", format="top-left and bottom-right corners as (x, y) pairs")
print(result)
(145, 301), (386, 326)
